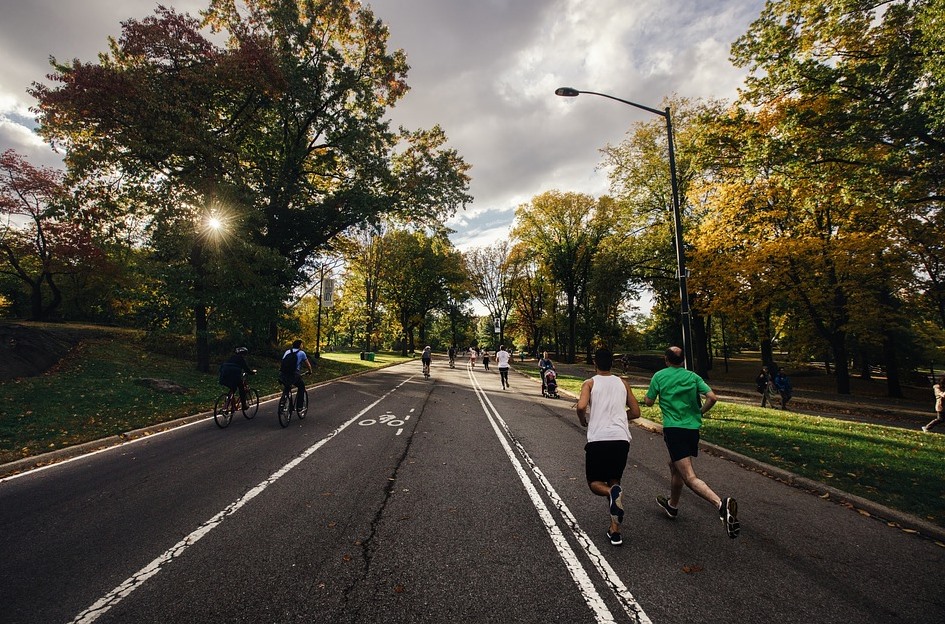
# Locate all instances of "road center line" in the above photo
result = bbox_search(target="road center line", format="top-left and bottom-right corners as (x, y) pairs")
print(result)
(467, 368), (614, 623)
(69, 378), (412, 624)
(468, 368), (652, 624)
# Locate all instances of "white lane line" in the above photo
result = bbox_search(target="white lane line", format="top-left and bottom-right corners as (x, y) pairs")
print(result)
(468, 370), (652, 624)
(466, 368), (614, 623)
(69, 379), (412, 624)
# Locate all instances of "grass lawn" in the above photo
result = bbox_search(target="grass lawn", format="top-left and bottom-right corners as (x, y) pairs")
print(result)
(0, 337), (411, 465)
(523, 369), (945, 529)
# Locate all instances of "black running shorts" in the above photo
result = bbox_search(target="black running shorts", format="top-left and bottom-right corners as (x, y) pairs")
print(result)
(584, 440), (630, 484)
(663, 427), (700, 462)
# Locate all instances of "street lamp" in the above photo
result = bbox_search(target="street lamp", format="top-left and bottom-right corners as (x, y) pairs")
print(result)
(555, 86), (694, 370)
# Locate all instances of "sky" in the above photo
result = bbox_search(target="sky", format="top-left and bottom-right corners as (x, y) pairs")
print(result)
(0, 0), (766, 250)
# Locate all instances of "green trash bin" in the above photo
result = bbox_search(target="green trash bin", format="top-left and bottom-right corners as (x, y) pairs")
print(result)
(366, 352), (375, 362)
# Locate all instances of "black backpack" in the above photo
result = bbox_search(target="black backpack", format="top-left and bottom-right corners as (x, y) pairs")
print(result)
(280, 349), (299, 377)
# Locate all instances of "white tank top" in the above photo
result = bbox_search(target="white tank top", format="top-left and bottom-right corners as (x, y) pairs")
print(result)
(586, 374), (631, 443)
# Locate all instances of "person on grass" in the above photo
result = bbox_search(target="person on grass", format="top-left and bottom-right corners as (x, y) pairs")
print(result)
(575, 347), (641, 547)
(644, 346), (740, 539)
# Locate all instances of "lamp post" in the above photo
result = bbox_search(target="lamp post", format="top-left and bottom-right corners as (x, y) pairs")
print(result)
(555, 86), (694, 370)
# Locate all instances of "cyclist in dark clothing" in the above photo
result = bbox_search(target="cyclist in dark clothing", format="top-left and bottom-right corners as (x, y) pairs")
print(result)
(219, 347), (255, 408)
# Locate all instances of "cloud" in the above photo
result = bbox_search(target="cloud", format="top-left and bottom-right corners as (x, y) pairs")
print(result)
(0, 0), (766, 247)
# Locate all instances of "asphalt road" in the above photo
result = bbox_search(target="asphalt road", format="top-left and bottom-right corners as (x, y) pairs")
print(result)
(1, 361), (942, 623)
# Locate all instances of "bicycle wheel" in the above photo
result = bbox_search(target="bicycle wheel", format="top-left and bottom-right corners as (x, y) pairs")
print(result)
(278, 391), (292, 428)
(242, 389), (260, 419)
(214, 392), (234, 428)
(297, 389), (309, 419)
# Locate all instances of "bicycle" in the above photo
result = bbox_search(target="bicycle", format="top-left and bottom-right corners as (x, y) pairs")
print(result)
(278, 371), (310, 428)
(214, 371), (259, 429)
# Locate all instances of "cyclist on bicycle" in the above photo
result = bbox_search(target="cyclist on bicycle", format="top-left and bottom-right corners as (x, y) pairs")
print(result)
(448, 345), (456, 368)
(280, 339), (313, 409)
(219, 347), (255, 408)
(421, 345), (432, 376)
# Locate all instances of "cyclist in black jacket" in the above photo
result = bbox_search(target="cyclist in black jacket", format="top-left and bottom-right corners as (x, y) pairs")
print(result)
(219, 347), (255, 408)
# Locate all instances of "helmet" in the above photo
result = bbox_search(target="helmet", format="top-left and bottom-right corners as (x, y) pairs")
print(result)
(235, 347), (248, 354)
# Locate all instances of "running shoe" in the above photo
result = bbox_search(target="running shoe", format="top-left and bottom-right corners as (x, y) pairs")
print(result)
(606, 530), (623, 546)
(656, 495), (678, 519)
(720, 497), (740, 539)
(609, 484), (624, 523)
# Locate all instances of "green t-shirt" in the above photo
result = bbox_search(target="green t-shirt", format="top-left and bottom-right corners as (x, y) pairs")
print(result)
(645, 366), (711, 429)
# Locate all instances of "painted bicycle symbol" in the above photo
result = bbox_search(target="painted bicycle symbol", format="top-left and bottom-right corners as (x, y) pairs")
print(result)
(359, 411), (409, 428)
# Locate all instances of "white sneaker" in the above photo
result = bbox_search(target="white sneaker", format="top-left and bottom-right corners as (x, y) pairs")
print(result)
(922, 425), (929, 433)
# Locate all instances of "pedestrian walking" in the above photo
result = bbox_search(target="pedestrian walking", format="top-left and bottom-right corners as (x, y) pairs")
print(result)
(922, 375), (945, 432)
(773, 367), (793, 410)
(755, 366), (774, 408)
(575, 347), (641, 547)
(496, 345), (511, 389)
(644, 346), (740, 539)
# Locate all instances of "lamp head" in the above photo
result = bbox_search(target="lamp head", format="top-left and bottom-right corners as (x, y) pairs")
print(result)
(555, 87), (580, 97)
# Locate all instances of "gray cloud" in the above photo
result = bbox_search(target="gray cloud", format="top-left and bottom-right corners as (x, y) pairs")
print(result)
(0, 0), (765, 247)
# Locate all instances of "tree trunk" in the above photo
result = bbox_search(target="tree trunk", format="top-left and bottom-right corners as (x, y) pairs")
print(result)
(883, 333), (904, 399)
(41, 271), (62, 320)
(829, 333), (851, 394)
(756, 308), (774, 366)
(29, 279), (44, 321)
(191, 243), (210, 373)
(691, 313), (710, 379)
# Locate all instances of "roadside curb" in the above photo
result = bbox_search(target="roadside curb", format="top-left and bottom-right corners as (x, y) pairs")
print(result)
(530, 368), (945, 546)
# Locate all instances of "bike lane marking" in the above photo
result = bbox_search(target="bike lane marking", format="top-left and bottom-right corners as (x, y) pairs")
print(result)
(69, 377), (413, 624)
(467, 368), (652, 624)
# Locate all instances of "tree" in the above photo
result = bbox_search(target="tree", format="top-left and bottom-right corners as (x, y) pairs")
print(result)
(378, 229), (468, 355)
(0, 150), (106, 321)
(338, 224), (388, 352)
(723, 0), (945, 393)
(465, 241), (515, 346)
(32, 1), (471, 367)
(506, 244), (551, 355)
(512, 191), (613, 363)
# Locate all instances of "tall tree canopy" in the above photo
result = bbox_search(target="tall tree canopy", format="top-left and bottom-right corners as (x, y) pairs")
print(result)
(512, 191), (614, 363)
(29, 0), (471, 368)
(710, 0), (945, 393)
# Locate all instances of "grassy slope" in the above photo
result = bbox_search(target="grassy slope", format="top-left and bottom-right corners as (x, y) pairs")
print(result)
(0, 326), (410, 463)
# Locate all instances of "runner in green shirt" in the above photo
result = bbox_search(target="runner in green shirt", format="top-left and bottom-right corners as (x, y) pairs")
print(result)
(644, 346), (740, 539)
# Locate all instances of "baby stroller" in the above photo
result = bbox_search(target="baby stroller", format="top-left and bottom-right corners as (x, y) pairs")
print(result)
(542, 368), (559, 398)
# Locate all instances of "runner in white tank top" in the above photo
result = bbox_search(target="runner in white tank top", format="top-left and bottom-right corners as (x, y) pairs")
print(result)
(575, 348), (641, 546)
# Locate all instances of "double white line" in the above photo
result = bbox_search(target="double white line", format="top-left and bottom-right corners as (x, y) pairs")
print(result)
(466, 367), (652, 624)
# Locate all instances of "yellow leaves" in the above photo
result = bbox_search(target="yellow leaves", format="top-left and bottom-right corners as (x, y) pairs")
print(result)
(681, 564), (704, 574)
